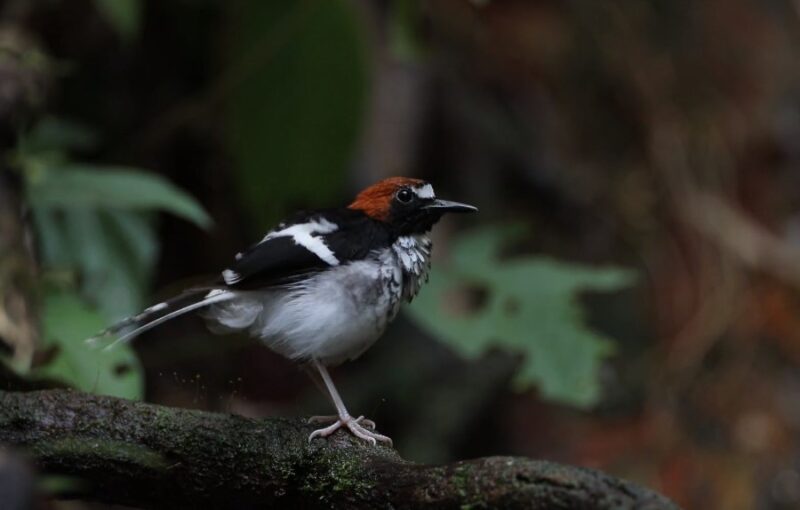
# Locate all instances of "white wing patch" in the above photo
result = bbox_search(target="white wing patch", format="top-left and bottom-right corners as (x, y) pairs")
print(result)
(222, 218), (340, 284)
(264, 218), (340, 266)
(414, 183), (435, 199)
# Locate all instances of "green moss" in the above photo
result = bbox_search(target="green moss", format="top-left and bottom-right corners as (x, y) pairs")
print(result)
(453, 465), (470, 497)
(295, 445), (377, 505)
(330, 453), (373, 495)
(37, 438), (169, 470)
(452, 464), (489, 510)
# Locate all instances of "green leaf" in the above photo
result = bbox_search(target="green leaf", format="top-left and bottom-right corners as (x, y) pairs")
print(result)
(20, 117), (98, 154)
(104, 209), (159, 284)
(94, 0), (143, 42)
(407, 226), (636, 408)
(30, 206), (73, 270)
(69, 210), (157, 320)
(34, 290), (143, 399)
(227, 0), (369, 226)
(31, 207), (158, 322)
(389, 0), (424, 61)
(26, 164), (211, 229)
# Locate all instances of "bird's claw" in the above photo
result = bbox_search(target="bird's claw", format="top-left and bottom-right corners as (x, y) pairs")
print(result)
(358, 417), (376, 430)
(308, 415), (390, 446)
(308, 414), (375, 430)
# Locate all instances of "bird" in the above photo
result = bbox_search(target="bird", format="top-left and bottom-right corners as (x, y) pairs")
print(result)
(91, 177), (477, 445)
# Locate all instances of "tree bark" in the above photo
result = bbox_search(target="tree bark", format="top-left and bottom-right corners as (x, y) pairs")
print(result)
(0, 389), (679, 509)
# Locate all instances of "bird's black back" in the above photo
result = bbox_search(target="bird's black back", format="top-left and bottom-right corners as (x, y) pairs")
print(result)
(221, 208), (394, 289)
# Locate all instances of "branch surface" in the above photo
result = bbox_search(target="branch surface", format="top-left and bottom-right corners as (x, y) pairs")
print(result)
(0, 389), (678, 509)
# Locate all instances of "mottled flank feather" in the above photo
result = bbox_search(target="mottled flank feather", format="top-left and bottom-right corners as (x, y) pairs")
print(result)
(348, 177), (425, 220)
(392, 235), (432, 301)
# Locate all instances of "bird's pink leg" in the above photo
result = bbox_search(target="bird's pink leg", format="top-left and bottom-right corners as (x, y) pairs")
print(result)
(305, 366), (375, 430)
(307, 359), (391, 446)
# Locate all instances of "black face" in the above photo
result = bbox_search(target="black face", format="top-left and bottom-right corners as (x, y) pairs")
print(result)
(387, 184), (477, 235)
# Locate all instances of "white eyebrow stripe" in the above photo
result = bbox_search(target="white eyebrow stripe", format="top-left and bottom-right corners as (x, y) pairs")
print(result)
(415, 183), (435, 199)
(264, 218), (340, 266)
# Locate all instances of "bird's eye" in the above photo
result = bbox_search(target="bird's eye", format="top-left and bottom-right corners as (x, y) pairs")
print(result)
(396, 188), (414, 204)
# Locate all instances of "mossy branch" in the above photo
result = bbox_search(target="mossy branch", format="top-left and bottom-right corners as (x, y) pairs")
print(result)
(0, 389), (678, 509)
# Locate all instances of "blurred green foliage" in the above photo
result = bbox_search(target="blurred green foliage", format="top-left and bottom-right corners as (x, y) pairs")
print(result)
(408, 227), (636, 407)
(5, 1), (635, 411)
(227, 0), (368, 225)
(12, 117), (210, 398)
(94, 0), (142, 42)
(28, 165), (210, 229)
(37, 291), (142, 399)
(389, 0), (424, 61)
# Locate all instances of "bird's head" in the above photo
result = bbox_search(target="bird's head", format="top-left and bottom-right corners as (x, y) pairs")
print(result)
(349, 177), (477, 234)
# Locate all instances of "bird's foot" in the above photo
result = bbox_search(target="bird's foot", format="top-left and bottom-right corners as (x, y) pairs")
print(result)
(308, 414), (391, 446)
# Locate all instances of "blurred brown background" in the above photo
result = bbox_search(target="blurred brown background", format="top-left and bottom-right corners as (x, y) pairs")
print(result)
(4, 1), (800, 509)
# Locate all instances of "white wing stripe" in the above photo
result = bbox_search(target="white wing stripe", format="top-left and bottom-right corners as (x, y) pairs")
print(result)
(264, 218), (340, 266)
(222, 269), (241, 284)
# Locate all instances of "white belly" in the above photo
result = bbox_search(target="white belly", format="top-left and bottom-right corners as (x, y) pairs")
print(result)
(204, 253), (402, 365)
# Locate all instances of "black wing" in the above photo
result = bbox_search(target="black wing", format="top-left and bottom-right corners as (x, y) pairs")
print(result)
(220, 209), (391, 289)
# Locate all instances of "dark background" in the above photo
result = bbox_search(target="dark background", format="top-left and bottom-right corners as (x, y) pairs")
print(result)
(5, 1), (800, 509)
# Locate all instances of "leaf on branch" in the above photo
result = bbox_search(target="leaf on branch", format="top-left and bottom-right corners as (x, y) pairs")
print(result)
(407, 226), (636, 408)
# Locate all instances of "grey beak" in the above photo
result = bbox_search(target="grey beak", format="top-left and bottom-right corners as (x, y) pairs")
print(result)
(425, 199), (478, 213)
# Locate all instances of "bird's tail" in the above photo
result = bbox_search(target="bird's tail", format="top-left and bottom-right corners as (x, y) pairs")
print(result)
(88, 288), (236, 351)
